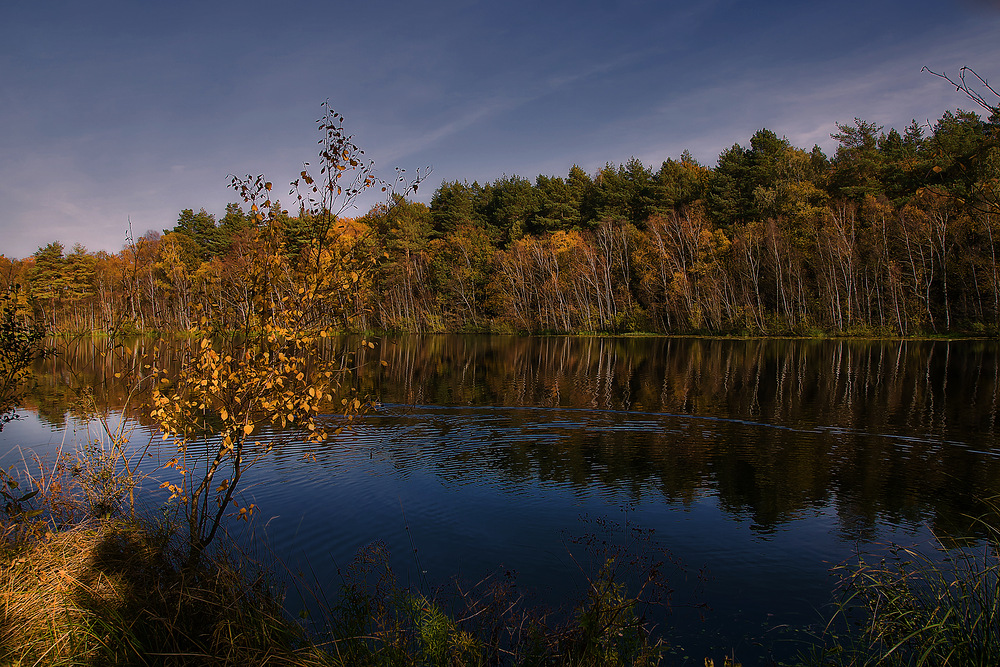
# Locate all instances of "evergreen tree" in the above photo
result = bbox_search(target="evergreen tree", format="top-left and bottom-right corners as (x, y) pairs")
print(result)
(830, 118), (884, 200)
(430, 180), (488, 238)
(483, 175), (538, 245)
(30, 242), (67, 327)
(218, 203), (251, 254)
(171, 208), (223, 261)
(530, 174), (582, 233)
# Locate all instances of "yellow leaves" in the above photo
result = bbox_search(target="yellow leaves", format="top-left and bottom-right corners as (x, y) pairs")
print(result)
(159, 481), (185, 502)
(145, 309), (370, 549)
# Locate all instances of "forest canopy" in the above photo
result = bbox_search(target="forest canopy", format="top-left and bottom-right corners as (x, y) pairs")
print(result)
(4, 102), (1000, 337)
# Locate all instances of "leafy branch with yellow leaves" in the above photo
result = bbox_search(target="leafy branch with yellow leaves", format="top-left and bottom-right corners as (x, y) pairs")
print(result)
(150, 319), (354, 558)
(149, 104), (422, 560)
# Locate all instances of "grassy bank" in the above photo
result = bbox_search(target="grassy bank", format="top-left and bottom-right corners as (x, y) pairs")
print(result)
(1, 518), (316, 666)
(1, 513), (673, 666)
(5, 496), (1000, 665)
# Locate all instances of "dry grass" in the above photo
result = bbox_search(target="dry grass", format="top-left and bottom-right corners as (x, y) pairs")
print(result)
(0, 452), (678, 666)
(0, 518), (320, 666)
(0, 517), (673, 666)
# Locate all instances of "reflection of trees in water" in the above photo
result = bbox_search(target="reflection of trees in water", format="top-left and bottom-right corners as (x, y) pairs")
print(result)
(373, 336), (1000, 437)
(372, 336), (1000, 539)
(23, 335), (1000, 540)
(23, 337), (194, 428)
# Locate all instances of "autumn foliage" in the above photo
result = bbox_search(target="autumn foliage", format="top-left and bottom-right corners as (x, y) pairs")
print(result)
(4, 85), (1000, 337)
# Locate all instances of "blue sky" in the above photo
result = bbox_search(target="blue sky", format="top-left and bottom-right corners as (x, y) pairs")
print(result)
(2, 0), (999, 259)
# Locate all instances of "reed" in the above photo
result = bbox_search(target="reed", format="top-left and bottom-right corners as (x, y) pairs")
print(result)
(297, 539), (667, 666)
(807, 525), (1000, 666)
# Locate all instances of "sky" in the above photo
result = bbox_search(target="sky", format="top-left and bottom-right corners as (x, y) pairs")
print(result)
(2, 0), (1000, 260)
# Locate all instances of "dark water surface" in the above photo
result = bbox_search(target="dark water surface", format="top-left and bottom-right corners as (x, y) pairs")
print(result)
(5, 336), (1000, 664)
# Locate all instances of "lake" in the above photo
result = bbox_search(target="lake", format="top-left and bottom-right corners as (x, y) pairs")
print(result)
(5, 335), (1000, 664)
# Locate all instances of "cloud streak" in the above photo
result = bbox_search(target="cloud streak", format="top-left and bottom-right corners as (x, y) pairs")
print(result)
(2, 0), (1000, 258)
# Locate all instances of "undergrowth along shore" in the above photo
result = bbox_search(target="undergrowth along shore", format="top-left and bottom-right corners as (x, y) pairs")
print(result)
(4, 461), (1000, 666)
(42, 324), (1000, 341)
(0, 442), (678, 666)
(0, 512), (672, 666)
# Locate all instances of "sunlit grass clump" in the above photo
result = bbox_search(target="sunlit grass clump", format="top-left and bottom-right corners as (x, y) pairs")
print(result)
(0, 517), (312, 666)
(0, 507), (670, 666)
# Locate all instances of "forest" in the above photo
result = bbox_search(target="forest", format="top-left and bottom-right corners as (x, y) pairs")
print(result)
(3, 104), (1000, 337)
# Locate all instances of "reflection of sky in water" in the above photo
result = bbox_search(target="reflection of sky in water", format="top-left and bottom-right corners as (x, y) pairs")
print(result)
(8, 334), (997, 663)
(1, 411), (85, 468)
(243, 404), (944, 663)
(4, 402), (944, 663)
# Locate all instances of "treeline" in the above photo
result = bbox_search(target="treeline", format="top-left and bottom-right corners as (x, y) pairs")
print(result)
(4, 107), (1000, 336)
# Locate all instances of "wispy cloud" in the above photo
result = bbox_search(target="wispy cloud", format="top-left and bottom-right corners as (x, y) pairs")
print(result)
(2, 0), (1000, 257)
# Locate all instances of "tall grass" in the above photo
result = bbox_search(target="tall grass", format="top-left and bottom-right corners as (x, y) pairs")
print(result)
(0, 517), (315, 666)
(296, 539), (668, 666)
(0, 453), (676, 666)
(0, 517), (675, 665)
(14, 433), (1000, 665)
(807, 522), (1000, 666)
